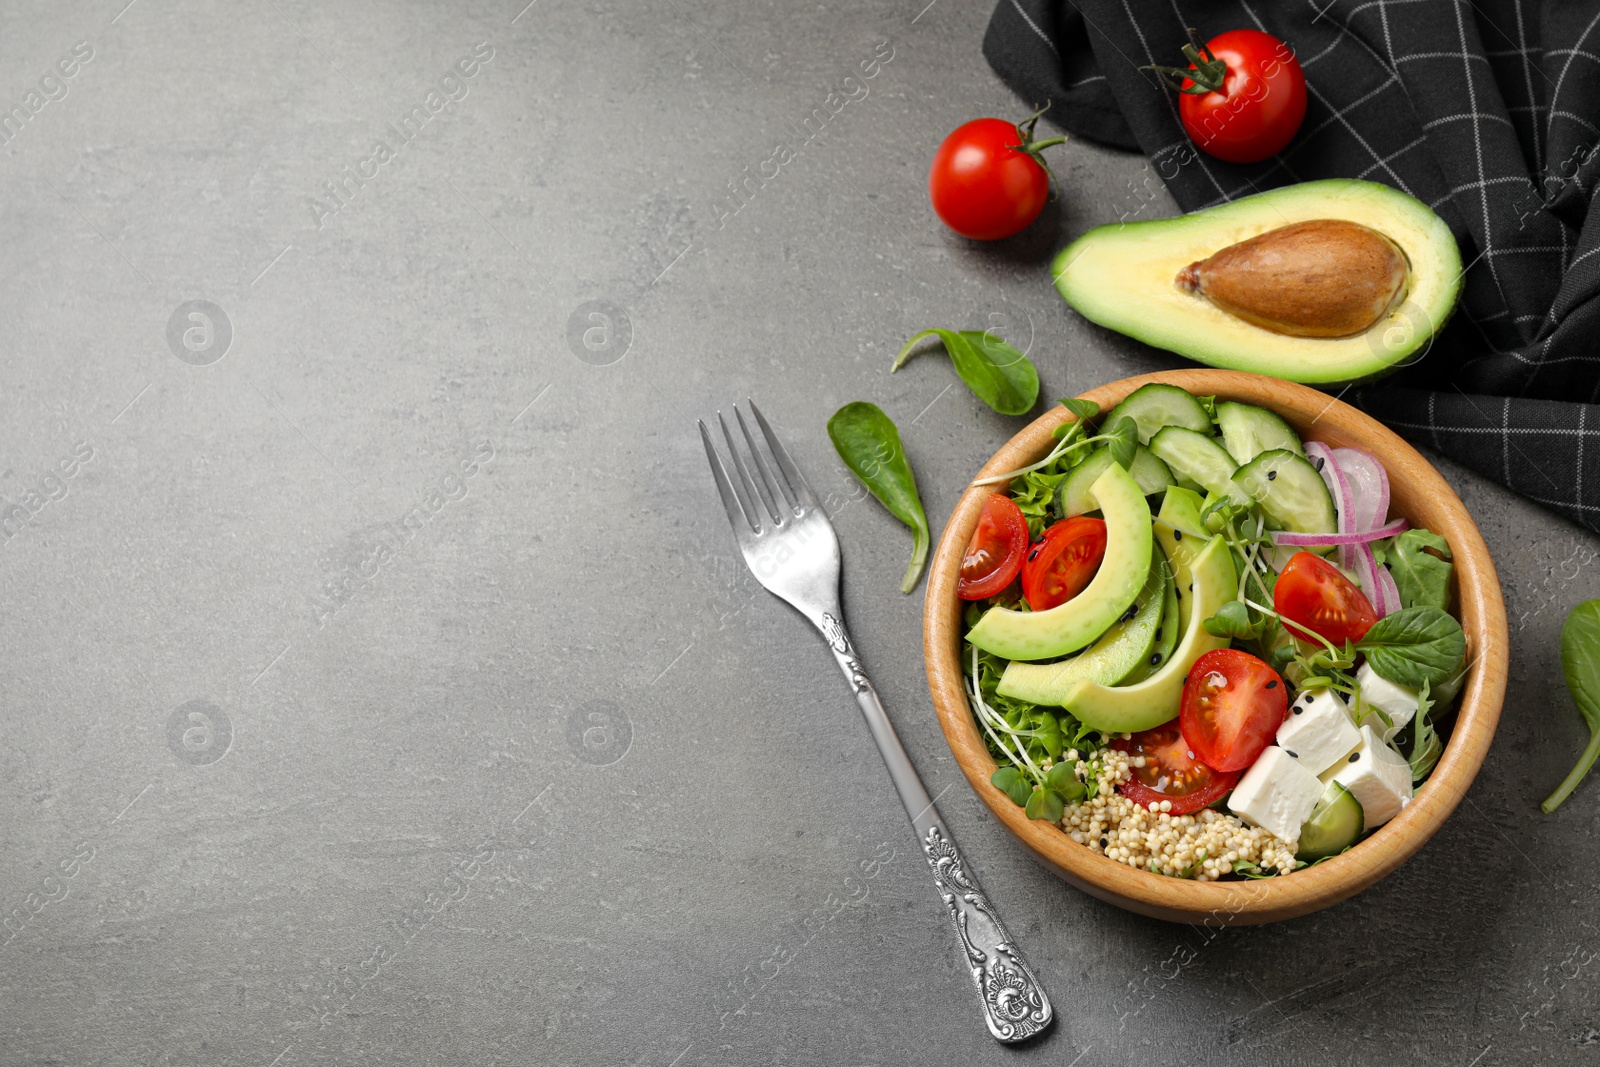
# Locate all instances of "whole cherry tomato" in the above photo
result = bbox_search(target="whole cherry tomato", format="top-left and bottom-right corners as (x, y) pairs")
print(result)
(1147, 27), (1307, 164)
(929, 106), (1066, 240)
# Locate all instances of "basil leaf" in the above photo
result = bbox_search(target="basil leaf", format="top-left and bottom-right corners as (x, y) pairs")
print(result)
(1356, 607), (1466, 689)
(892, 329), (1039, 416)
(1542, 600), (1600, 812)
(1024, 785), (1066, 823)
(1389, 528), (1453, 611)
(826, 402), (930, 593)
(1408, 681), (1441, 782)
(1106, 415), (1139, 471)
(990, 766), (1033, 807)
(1059, 397), (1100, 423)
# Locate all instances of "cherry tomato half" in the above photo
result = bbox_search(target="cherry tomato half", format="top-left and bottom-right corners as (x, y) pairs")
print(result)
(1022, 516), (1107, 611)
(1167, 29), (1307, 164)
(1179, 648), (1288, 772)
(958, 494), (1030, 600)
(1112, 724), (1239, 814)
(1274, 550), (1378, 645)
(929, 111), (1065, 241)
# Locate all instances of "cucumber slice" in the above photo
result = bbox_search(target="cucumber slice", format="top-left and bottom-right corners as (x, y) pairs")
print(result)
(1216, 402), (1305, 465)
(1057, 446), (1175, 518)
(1148, 427), (1240, 499)
(1231, 449), (1338, 539)
(1107, 383), (1212, 446)
(1296, 781), (1364, 861)
(1119, 553), (1181, 686)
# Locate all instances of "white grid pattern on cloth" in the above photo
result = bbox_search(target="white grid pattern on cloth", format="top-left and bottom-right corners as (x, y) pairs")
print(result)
(982, 0), (1600, 531)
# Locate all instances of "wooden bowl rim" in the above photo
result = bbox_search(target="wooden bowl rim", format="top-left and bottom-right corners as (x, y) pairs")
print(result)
(922, 370), (1509, 924)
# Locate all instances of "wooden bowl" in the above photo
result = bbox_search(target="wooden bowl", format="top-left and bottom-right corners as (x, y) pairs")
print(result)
(923, 370), (1508, 925)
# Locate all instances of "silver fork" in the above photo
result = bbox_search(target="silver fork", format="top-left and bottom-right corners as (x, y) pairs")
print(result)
(699, 401), (1053, 1044)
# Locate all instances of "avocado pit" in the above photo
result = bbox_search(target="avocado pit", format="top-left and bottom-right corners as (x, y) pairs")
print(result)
(1175, 219), (1410, 339)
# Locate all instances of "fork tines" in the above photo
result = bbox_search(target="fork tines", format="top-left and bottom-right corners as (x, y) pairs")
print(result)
(699, 400), (814, 536)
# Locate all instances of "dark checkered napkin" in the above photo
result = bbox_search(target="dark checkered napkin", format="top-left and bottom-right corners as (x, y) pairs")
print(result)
(984, 0), (1600, 531)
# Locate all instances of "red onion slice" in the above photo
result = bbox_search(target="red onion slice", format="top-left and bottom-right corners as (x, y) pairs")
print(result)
(1271, 518), (1408, 547)
(1332, 447), (1390, 533)
(1375, 559), (1402, 617)
(1305, 441), (1354, 571)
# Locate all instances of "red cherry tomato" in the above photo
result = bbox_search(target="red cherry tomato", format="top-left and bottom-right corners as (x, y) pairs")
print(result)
(958, 494), (1030, 600)
(929, 109), (1065, 241)
(1160, 28), (1307, 164)
(1021, 516), (1107, 611)
(1178, 648), (1288, 772)
(1112, 724), (1239, 814)
(1273, 550), (1379, 645)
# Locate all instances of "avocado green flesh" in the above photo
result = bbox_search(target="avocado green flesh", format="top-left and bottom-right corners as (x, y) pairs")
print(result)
(1296, 781), (1364, 861)
(966, 463), (1152, 661)
(997, 553), (1169, 704)
(1120, 559), (1181, 686)
(1052, 179), (1462, 385)
(1058, 535), (1236, 733)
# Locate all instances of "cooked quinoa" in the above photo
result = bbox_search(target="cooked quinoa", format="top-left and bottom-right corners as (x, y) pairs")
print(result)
(1058, 745), (1299, 880)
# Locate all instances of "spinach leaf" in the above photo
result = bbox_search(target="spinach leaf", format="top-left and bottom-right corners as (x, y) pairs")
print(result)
(892, 329), (1040, 416)
(1542, 599), (1600, 812)
(1389, 528), (1454, 611)
(827, 402), (930, 593)
(1408, 682), (1441, 782)
(1356, 607), (1466, 690)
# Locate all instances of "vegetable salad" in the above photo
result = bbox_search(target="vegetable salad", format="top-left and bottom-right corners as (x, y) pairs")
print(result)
(959, 384), (1468, 879)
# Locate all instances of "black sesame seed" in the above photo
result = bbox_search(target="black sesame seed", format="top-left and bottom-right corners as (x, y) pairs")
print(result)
(1173, 529), (1183, 540)
(1100, 837), (1109, 849)
(1349, 752), (1360, 762)
(1150, 653), (1163, 665)
(1285, 749), (1299, 758)
(1292, 705), (1303, 715)
(1313, 456), (1325, 471)
(1028, 549), (1039, 561)
(1267, 469), (1277, 481)
(1265, 679), (1278, 689)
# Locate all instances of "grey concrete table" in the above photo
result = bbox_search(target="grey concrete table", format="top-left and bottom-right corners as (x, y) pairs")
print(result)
(2, 1), (1597, 1064)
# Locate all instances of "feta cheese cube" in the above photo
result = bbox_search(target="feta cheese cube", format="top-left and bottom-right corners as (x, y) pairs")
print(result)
(1229, 746), (1323, 842)
(1320, 724), (1413, 831)
(1355, 662), (1420, 741)
(1277, 687), (1362, 775)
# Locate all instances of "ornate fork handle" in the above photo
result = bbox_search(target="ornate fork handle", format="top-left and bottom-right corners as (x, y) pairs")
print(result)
(817, 612), (1053, 1043)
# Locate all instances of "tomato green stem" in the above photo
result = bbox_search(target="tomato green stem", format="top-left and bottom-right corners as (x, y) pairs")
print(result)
(1010, 101), (1068, 196)
(1141, 27), (1228, 94)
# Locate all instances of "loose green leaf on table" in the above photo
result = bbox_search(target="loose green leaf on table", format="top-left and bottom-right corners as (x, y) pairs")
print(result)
(827, 402), (930, 594)
(1543, 599), (1600, 812)
(1389, 528), (1454, 611)
(1356, 606), (1466, 690)
(891, 328), (1040, 416)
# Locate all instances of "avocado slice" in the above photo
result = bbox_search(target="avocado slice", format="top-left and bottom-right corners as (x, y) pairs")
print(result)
(1052, 180), (1462, 384)
(996, 551), (1169, 704)
(1059, 534), (1236, 734)
(966, 462), (1152, 662)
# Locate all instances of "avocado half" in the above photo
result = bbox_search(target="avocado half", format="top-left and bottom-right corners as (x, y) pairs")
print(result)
(1052, 180), (1462, 384)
